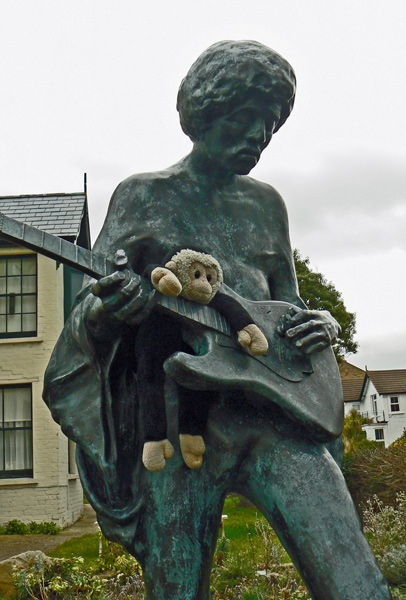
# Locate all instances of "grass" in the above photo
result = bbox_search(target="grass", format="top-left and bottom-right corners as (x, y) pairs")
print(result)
(49, 533), (100, 567)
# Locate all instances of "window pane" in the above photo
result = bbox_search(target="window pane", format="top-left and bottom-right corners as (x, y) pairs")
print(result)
(0, 431), (3, 470)
(0, 261), (6, 276)
(0, 278), (6, 294)
(0, 316), (6, 333)
(22, 276), (36, 293)
(0, 297), (6, 314)
(22, 314), (36, 332)
(4, 388), (31, 424)
(22, 257), (36, 275)
(4, 430), (32, 470)
(7, 314), (21, 332)
(7, 259), (21, 276)
(7, 294), (21, 315)
(7, 277), (21, 294)
(22, 295), (36, 313)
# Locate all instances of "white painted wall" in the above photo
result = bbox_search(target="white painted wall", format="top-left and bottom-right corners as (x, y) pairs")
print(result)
(360, 377), (406, 448)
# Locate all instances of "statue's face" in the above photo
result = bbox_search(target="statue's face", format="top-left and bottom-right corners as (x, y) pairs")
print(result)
(200, 97), (281, 176)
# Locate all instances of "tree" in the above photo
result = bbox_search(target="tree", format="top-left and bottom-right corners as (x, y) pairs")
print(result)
(342, 410), (379, 454)
(294, 250), (358, 359)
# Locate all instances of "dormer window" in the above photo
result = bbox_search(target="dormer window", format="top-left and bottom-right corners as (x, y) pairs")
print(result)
(0, 255), (37, 338)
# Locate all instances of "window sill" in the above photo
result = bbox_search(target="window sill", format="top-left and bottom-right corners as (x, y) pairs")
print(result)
(0, 478), (38, 487)
(0, 337), (43, 345)
(68, 473), (79, 480)
(390, 411), (404, 416)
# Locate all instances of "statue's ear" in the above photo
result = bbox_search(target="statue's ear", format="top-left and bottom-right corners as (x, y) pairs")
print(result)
(165, 260), (177, 273)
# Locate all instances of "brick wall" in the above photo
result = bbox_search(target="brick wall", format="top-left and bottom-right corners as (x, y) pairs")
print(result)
(0, 250), (83, 527)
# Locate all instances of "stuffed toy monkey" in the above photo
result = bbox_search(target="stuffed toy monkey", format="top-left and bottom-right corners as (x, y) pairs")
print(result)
(138, 249), (268, 472)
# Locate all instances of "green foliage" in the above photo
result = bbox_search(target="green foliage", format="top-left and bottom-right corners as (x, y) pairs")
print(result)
(342, 410), (380, 454)
(391, 429), (406, 447)
(363, 493), (406, 586)
(13, 551), (144, 600)
(294, 250), (358, 358)
(0, 520), (61, 535)
(343, 444), (406, 512)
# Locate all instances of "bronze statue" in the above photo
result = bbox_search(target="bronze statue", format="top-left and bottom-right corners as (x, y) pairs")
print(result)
(43, 41), (392, 599)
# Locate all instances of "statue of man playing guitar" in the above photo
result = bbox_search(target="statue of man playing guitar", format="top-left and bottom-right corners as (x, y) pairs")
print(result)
(44, 41), (392, 600)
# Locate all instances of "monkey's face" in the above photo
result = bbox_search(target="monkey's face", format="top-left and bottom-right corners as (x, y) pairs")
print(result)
(181, 261), (219, 304)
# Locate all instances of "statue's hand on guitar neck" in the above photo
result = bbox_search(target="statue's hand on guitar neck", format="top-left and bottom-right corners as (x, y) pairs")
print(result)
(277, 306), (341, 355)
(87, 250), (155, 337)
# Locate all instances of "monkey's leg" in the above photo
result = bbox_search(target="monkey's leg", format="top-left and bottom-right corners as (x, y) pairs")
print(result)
(178, 387), (212, 468)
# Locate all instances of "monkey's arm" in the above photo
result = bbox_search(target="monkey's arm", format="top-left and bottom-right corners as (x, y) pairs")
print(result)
(144, 264), (182, 297)
(209, 293), (268, 356)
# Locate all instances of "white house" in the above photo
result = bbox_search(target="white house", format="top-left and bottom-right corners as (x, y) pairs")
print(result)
(358, 370), (406, 447)
(0, 191), (90, 527)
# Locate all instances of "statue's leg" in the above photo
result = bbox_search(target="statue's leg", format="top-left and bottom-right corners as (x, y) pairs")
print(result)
(238, 425), (392, 600)
(140, 460), (226, 600)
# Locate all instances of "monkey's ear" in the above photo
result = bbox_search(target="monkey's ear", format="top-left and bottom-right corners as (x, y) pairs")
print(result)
(165, 260), (178, 273)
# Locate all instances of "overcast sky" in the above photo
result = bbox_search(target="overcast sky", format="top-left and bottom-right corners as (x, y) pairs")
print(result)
(1, 0), (405, 370)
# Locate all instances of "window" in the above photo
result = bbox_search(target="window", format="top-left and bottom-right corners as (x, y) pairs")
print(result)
(68, 439), (78, 475)
(390, 396), (400, 412)
(0, 385), (33, 478)
(0, 255), (37, 338)
(371, 394), (377, 415)
(375, 429), (384, 441)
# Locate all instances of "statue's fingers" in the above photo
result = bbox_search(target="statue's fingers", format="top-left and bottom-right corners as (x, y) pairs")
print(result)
(101, 275), (141, 312)
(285, 309), (310, 327)
(294, 331), (329, 353)
(92, 271), (126, 298)
(285, 319), (319, 340)
(115, 281), (154, 322)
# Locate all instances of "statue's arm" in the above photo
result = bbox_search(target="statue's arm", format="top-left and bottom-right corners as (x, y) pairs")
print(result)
(84, 179), (157, 342)
(263, 187), (340, 355)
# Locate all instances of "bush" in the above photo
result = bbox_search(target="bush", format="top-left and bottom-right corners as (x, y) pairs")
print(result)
(363, 493), (406, 586)
(0, 519), (61, 535)
(343, 444), (406, 512)
(13, 552), (144, 600)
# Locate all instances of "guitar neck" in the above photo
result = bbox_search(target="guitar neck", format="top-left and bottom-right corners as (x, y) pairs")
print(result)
(0, 212), (230, 336)
(0, 212), (113, 279)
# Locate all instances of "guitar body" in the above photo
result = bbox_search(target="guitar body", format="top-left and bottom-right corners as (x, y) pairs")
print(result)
(160, 286), (344, 442)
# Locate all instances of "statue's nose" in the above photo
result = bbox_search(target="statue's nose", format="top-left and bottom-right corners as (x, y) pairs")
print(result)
(247, 118), (267, 144)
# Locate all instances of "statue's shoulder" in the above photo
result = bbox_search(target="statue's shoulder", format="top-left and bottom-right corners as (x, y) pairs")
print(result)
(114, 167), (176, 200)
(241, 175), (288, 217)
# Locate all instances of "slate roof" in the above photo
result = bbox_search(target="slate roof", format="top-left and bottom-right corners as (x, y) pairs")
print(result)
(0, 193), (87, 239)
(342, 379), (364, 403)
(367, 370), (406, 395)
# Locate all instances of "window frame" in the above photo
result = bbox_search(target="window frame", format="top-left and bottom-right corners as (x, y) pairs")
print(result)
(0, 254), (38, 339)
(375, 428), (385, 441)
(0, 384), (33, 479)
(390, 396), (400, 413)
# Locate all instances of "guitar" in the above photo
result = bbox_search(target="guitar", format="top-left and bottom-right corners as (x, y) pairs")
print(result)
(0, 211), (343, 441)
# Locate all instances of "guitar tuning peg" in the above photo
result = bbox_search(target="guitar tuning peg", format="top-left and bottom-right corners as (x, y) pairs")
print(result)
(114, 249), (128, 269)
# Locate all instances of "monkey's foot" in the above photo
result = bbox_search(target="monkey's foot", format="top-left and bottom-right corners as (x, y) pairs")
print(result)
(142, 439), (174, 472)
(179, 434), (206, 469)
